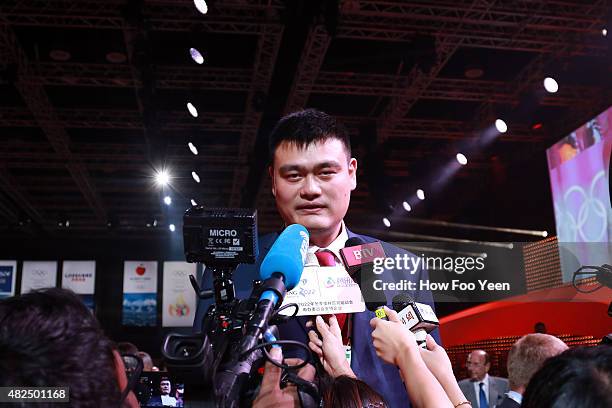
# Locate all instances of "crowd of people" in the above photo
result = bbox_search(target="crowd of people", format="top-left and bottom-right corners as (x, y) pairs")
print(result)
(1, 110), (610, 407)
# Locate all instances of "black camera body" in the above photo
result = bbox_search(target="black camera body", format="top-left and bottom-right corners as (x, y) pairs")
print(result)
(163, 208), (270, 406)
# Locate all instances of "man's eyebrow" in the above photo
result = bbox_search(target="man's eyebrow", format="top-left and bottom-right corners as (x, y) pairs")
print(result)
(278, 161), (342, 173)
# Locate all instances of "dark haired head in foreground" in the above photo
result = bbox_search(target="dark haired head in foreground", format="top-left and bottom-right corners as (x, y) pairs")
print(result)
(522, 345), (612, 408)
(0, 288), (135, 407)
(322, 375), (388, 408)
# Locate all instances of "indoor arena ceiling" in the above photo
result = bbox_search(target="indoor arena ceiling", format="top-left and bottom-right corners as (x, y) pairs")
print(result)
(0, 0), (611, 240)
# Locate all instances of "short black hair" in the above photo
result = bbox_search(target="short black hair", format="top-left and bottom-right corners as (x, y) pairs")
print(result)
(0, 288), (121, 407)
(268, 108), (351, 164)
(522, 345), (612, 408)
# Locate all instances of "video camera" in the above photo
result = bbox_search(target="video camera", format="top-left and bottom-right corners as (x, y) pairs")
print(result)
(161, 207), (317, 407)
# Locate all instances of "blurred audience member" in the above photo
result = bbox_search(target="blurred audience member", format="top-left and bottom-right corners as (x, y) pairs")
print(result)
(138, 350), (155, 371)
(498, 334), (567, 408)
(458, 349), (508, 408)
(533, 322), (547, 334)
(0, 288), (138, 407)
(522, 346), (612, 408)
(322, 375), (388, 408)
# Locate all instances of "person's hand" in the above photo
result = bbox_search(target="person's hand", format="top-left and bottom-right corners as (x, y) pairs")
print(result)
(307, 315), (354, 378)
(370, 306), (418, 366)
(253, 347), (315, 408)
(418, 334), (454, 382)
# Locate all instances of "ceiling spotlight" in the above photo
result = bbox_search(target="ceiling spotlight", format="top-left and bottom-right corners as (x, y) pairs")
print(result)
(187, 102), (198, 118)
(191, 171), (201, 183)
(382, 217), (391, 228)
(164, 196), (172, 206)
(495, 118), (508, 133)
(188, 142), (198, 155)
(603, 28), (608, 37)
(58, 216), (70, 228)
(542, 231), (549, 238)
(146, 217), (158, 228)
(189, 48), (204, 64)
(190, 199), (197, 206)
(402, 201), (412, 212)
(456, 153), (468, 165)
(416, 189), (425, 200)
(543, 77), (559, 93)
(169, 224), (176, 232)
(194, 0), (208, 14)
(155, 169), (170, 186)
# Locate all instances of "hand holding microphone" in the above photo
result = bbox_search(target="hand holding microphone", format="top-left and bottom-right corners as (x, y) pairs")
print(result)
(370, 306), (419, 366)
(307, 315), (355, 379)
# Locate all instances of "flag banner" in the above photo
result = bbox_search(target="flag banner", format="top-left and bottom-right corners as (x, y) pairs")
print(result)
(122, 261), (158, 326)
(62, 261), (96, 294)
(0, 260), (17, 299)
(162, 261), (197, 327)
(21, 261), (57, 293)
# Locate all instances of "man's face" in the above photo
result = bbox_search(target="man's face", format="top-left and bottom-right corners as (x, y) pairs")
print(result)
(159, 380), (171, 395)
(270, 139), (357, 239)
(466, 351), (489, 381)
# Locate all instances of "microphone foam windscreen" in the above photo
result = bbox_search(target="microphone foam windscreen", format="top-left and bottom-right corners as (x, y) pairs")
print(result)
(259, 224), (309, 291)
(392, 293), (414, 312)
(344, 237), (365, 247)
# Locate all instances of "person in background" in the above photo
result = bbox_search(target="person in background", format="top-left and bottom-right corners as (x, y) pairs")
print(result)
(497, 334), (567, 408)
(147, 377), (178, 407)
(0, 288), (139, 408)
(521, 346), (612, 408)
(458, 349), (509, 408)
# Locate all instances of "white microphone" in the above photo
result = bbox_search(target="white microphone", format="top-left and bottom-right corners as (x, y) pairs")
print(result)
(392, 294), (439, 348)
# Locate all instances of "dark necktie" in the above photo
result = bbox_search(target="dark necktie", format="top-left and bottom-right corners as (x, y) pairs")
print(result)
(314, 250), (349, 344)
(479, 382), (488, 408)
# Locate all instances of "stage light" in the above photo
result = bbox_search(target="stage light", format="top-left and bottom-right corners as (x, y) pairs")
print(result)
(189, 48), (204, 64)
(603, 28), (608, 37)
(187, 102), (198, 118)
(155, 169), (170, 186)
(169, 224), (176, 232)
(456, 153), (468, 165)
(191, 171), (201, 183)
(188, 142), (198, 155)
(495, 119), (508, 133)
(543, 77), (559, 93)
(542, 231), (548, 237)
(416, 189), (425, 200)
(164, 196), (172, 206)
(382, 217), (391, 228)
(194, 0), (208, 14)
(532, 122), (543, 130)
(402, 201), (412, 212)
(190, 199), (197, 206)
(146, 217), (158, 228)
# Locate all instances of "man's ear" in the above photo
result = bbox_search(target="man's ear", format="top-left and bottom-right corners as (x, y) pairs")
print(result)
(268, 166), (276, 197)
(348, 158), (357, 190)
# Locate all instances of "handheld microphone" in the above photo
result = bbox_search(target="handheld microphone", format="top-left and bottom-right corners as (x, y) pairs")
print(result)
(343, 237), (388, 314)
(216, 224), (309, 407)
(392, 294), (439, 348)
(366, 301), (388, 320)
(245, 224), (309, 345)
(340, 237), (386, 275)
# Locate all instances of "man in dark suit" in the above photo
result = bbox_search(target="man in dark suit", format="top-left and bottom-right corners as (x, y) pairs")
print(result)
(497, 334), (567, 408)
(194, 109), (438, 407)
(458, 350), (509, 408)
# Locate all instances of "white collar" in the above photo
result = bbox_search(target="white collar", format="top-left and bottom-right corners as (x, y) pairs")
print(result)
(308, 221), (348, 262)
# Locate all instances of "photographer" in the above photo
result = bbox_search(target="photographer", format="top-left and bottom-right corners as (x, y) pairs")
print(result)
(0, 288), (139, 408)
